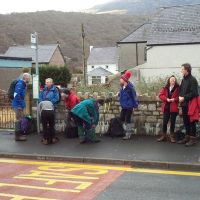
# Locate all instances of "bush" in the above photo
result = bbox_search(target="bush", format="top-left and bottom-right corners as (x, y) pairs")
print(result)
(135, 75), (182, 96)
(75, 84), (118, 96)
(32, 65), (71, 87)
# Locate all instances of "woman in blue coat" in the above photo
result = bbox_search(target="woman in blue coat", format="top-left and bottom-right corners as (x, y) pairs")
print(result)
(119, 71), (138, 139)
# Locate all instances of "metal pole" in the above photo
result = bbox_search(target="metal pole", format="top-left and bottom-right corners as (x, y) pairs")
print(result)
(35, 32), (40, 134)
(136, 43), (139, 66)
(81, 23), (86, 86)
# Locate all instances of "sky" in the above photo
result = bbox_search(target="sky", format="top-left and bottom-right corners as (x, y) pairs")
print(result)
(0, 0), (113, 14)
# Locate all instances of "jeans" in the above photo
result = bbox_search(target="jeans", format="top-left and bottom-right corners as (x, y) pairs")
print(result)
(120, 108), (133, 124)
(162, 111), (177, 133)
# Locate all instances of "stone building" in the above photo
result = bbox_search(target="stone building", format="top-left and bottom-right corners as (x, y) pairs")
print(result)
(0, 55), (32, 91)
(4, 44), (65, 67)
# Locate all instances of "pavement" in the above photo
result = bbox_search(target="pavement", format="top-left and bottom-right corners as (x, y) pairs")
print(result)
(0, 130), (200, 171)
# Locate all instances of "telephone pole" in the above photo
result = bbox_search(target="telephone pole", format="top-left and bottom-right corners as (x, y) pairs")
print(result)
(81, 23), (87, 86)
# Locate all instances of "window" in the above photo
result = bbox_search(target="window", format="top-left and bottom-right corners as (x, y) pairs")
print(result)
(92, 76), (101, 84)
(105, 76), (109, 83)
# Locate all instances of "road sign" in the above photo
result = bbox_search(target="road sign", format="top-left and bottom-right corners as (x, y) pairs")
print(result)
(31, 33), (37, 49)
(32, 74), (39, 99)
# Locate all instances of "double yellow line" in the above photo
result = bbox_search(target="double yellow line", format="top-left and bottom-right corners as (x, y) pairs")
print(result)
(0, 158), (200, 177)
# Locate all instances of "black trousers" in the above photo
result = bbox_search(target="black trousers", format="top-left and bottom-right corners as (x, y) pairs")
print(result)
(41, 110), (55, 140)
(162, 111), (177, 133)
(182, 106), (196, 136)
(120, 108), (133, 123)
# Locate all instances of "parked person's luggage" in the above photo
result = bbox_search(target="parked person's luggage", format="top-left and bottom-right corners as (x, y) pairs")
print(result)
(20, 115), (32, 135)
(175, 124), (200, 141)
(64, 112), (78, 138)
(105, 117), (125, 138)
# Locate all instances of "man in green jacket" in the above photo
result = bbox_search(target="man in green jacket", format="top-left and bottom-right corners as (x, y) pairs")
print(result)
(70, 98), (104, 144)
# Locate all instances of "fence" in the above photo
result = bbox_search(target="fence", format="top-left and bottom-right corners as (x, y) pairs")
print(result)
(0, 89), (32, 130)
(0, 106), (15, 129)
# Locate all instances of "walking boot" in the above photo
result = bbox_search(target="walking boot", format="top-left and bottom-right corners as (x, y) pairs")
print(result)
(169, 132), (176, 143)
(157, 133), (167, 142)
(86, 128), (100, 143)
(15, 132), (27, 141)
(15, 121), (27, 141)
(185, 136), (197, 147)
(123, 123), (132, 140)
(177, 135), (190, 144)
(78, 126), (86, 144)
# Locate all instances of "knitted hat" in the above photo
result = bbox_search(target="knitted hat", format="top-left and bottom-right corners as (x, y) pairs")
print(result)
(121, 71), (132, 82)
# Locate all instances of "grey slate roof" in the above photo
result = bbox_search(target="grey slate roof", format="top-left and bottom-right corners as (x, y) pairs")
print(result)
(148, 4), (200, 45)
(118, 22), (151, 43)
(87, 47), (118, 65)
(0, 55), (32, 61)
(4, 44), (59, 63)
(88, 67), (113, 76)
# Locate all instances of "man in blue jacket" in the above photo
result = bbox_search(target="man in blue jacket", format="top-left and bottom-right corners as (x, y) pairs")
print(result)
(39, 78), (60, 106)
(12, 73), (31, 141)
(119, 71), (138, 140)
(39, 78), (60, 144)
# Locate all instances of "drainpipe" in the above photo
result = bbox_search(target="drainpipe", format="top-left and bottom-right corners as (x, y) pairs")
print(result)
(136, 43), (139, 66)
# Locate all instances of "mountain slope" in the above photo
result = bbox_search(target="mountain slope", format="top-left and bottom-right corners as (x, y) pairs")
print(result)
(0, 11), (146, 70)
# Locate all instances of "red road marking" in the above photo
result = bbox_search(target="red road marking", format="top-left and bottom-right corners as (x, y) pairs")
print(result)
(0, 159), (124, 200)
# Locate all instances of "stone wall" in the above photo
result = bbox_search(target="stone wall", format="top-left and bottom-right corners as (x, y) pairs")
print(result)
(96, 95), (183, 136)
(36, 92), (184, 136)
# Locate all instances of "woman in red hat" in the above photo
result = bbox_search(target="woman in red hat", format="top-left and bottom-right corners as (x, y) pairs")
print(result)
(119, 70), (138, 139)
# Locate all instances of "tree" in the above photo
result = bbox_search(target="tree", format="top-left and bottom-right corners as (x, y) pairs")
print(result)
(32, 65), (71, 87)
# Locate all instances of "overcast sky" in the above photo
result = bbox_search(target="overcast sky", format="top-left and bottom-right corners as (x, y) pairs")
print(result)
(0, 0), (113, 14)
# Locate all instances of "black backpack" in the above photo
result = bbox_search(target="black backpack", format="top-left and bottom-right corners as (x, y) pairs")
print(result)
(64, 117), (78, 138)
(55, 86), (61, 104)
(105, 117), (125, 138)
(8, 80), (18, 100)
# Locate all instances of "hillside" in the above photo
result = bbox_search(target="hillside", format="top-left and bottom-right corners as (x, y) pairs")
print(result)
(0, 11), (146, 70)
(89, 0), (200, 15)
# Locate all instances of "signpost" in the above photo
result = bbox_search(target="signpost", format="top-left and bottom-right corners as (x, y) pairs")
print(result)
(32, 74), (39, 99)
(31, 32), (40, 134)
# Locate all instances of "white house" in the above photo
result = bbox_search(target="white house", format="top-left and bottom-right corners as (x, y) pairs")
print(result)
(136, 4), (200, 80)
(87, 47), (119, 85)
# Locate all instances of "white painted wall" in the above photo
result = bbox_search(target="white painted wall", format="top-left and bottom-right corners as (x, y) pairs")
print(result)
(88, 75), (106, 85)
(87, 64), (118, 74)
(147, 44), (200, 68)
(87, 63), (119, 85)
(138, 44), (200, 80)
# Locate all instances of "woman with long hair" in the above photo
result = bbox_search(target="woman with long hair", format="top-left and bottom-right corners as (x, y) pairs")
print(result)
(157, 75), (179, 143)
